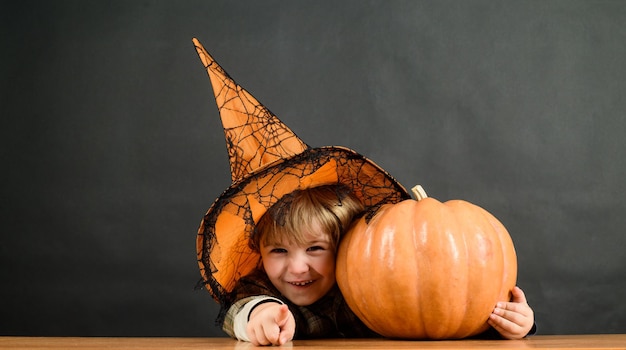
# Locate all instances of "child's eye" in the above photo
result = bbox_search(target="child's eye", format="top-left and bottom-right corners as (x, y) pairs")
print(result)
(307, 246), (325, 252)
(270, 248), (287, 254)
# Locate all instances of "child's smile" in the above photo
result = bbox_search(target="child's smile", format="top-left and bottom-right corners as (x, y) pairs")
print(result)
(289, 280), (314, 286)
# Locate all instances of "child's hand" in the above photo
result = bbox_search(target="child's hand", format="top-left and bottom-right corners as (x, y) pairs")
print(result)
(488, 286), (535, 339)
(246, 303), (295, 346)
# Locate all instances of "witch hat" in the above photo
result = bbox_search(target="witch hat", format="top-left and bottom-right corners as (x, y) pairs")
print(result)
(192, 38), (409, 306)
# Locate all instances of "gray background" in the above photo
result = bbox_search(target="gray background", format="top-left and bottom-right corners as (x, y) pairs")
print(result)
(2, 0), (625, 336)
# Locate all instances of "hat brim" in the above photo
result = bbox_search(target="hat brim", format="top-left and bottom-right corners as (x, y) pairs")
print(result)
(197, 146), (409, 304)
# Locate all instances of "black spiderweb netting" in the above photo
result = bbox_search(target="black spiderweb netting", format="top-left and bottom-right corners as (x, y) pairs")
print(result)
(192, 39), (410, 323)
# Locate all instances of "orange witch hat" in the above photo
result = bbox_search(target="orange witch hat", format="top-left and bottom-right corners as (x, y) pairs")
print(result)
(192, 38), (410, 307)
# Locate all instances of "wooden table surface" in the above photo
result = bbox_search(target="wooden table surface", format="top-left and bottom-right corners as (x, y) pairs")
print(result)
(1, 335), (625, 349)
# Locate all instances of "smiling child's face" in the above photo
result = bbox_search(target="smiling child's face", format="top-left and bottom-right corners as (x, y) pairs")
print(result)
(260, 220), (336, 306)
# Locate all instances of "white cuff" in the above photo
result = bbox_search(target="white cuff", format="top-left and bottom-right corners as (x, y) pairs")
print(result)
(233, 296), (284, 341)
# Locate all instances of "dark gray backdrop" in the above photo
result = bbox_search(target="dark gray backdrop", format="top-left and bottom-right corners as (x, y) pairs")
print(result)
(2, 0), (625, 337)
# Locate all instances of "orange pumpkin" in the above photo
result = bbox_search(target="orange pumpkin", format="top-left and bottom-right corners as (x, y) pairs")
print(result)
(336, 185), (517, 339)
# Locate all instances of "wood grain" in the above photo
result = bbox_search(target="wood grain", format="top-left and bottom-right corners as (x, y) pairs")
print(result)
(1, 335), (625, 350)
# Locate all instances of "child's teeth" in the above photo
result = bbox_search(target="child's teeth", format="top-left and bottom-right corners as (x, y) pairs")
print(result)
(292, 280), (312, 286)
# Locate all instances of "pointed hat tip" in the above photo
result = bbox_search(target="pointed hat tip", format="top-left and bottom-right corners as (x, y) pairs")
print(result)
(193, 38), (309, 182)
(193, 38), (215, 70)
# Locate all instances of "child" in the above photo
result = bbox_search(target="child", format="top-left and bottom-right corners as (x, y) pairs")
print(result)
(191, 39), (535, 346)
(222, 184), (377, 345)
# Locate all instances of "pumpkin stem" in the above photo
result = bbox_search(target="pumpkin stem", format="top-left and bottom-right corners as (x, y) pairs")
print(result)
(411, 185), (428, 201)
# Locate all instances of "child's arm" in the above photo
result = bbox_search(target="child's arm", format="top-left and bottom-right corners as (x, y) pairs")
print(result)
(488, 286), (535, 339)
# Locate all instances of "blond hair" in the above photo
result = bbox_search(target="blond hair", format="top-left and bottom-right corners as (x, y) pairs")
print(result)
(251, 184), (364, 252)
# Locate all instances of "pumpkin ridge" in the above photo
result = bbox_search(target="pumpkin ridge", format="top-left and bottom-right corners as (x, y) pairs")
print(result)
(453, 201), (473, 338)
(336, 219), (370, 329)
(482, 205), (517, 303)
(422, 199), (457, 339)
(464, 200), (494, 337)
(439, 200), (472, 338)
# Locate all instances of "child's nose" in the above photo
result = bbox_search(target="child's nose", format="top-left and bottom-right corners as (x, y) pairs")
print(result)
(288, 255), (310, 274)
